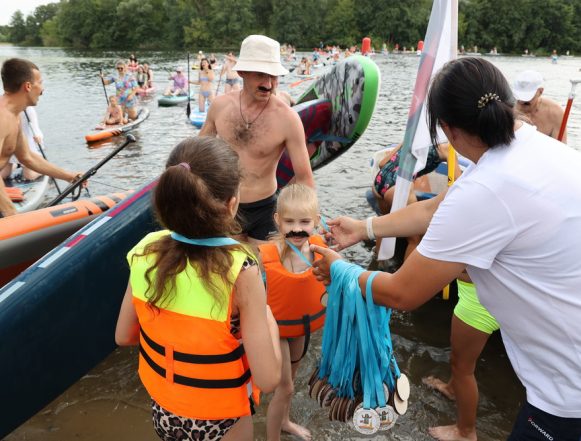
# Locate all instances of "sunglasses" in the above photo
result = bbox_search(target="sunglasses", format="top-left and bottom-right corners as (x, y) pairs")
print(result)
(116, 67), (124, 71)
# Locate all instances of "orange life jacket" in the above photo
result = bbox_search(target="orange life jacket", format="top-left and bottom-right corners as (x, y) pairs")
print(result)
(128, 230), (259, 420)
(259, 235), (327, 338)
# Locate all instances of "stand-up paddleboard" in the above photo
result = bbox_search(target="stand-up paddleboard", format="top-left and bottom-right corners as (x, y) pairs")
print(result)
(189, 110), (207, 128)
(297, 56), (379, 166)
(3, 173), (50, 213)
(157, 91), (196, 107)
(0, 192), (128, 288)
(189, 101), (210, 128)
(276, 56), (380, 188)
(85, 108), (150, 143)
(276, 98), (332, 188)
(0, 181), (158, 438)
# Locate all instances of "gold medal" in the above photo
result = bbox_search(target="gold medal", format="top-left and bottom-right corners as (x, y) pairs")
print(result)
(396, 373), (410, 401)
(352, 404), (380, 435)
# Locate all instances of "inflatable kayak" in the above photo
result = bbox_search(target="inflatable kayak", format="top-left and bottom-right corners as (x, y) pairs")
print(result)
(157, 91), (195, 107)
(0, 180), (157, 438)
(0, 192), (128, 288)
(3, 172), (50, 214)
(84, 108), (150, 143)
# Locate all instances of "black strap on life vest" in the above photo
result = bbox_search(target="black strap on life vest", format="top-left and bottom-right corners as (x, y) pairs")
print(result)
(290, 314), (312, 364)
(139, 328), (250, 389)
(140, 328), (245, 363)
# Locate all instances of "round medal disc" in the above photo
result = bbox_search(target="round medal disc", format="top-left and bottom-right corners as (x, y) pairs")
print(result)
(383, 382), (391, 403)
(338, 397), (349, 423)
(352, 404), (380, 435)
(330, 397), (341, 421)
(376, 405), (397, 431)
(396, 373), (411, 401)
(308, 368), (319, 388)
(344, 399), (357, 422)
(310, 379), (323, 400)
(322, 386), (337, 408)
(320, 291), (329, 307)
(393, 393), (409, 416)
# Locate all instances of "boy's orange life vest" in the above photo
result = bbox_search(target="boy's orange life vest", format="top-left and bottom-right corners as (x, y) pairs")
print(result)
(259, 235), (327, 338)
(128, 230), (259, 420)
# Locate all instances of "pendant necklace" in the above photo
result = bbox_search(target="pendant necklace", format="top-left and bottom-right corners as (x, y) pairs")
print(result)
(239, 90), (270, 130)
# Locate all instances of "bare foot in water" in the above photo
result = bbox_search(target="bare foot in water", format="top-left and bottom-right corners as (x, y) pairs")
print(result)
(429, 424), (476, 441)
(423, 376), (455, 400)
(282, 420), (312, 440)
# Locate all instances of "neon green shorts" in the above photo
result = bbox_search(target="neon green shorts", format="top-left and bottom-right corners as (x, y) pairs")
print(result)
(454, 280), (500, 334)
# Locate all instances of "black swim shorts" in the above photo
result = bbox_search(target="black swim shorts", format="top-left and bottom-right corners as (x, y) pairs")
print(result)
(236, 193), (277, 241)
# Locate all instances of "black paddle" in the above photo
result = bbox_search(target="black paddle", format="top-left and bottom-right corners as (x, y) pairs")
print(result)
(47, 134), (136, 207)
(23, 109), (63, 194)
(186, 53), (191, 118)
(99, 68), (109, 106)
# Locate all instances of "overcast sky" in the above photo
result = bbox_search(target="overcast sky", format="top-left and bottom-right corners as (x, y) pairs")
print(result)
(1, 0), (56, 26)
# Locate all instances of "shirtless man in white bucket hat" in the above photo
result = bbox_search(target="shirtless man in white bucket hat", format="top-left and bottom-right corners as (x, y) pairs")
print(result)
(200, 35), (314, 243)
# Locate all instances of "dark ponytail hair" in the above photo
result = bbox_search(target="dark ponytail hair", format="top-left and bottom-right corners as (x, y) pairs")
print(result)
(139, 136), (249, 314)
(427, 57), (515, 149)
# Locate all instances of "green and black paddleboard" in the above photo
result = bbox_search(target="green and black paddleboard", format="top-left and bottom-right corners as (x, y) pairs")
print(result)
(296, 55), (380, 170)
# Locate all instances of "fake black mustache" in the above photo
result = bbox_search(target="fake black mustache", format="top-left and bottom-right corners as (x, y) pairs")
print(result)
(258, 86), (272, 92)
(285, 230), (310, 238)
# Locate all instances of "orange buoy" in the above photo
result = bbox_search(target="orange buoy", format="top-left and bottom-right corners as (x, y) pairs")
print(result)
(361, 37), (371, 55)
(418, 40), (424, 51)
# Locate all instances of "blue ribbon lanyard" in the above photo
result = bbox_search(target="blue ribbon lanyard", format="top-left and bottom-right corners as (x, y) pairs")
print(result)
(285, 240), (313, 267)
(322, 260), (363, 396)
(354, 274), (386, 409)
(365, 272), (394, 396)
(320, 215), (331, 233)
(171, 232), (240, 246)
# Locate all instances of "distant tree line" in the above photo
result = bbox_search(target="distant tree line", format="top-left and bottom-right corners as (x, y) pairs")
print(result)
(4, 0), (581, 54)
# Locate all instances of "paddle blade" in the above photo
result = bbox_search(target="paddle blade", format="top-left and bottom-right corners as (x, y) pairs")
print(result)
(186, 102), (191, 118)
(290, 76), (316, 88)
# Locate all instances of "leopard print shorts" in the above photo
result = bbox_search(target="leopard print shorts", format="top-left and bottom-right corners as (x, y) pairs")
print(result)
(151, 400), (239, 440)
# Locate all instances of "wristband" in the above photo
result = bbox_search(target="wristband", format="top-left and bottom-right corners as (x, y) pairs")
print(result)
(366, 216), (376, 240)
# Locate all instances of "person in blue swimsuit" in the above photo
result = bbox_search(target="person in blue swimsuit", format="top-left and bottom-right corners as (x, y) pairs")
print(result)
(190, 58), (215, 112)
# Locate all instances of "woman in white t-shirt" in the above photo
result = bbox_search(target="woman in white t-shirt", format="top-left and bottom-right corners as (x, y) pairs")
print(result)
(311, 57), (581, 440)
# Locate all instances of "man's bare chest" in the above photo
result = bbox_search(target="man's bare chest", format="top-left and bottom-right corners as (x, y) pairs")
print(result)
(216, 108), (284, 158)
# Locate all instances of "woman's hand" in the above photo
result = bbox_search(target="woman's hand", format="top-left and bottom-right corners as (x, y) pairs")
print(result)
(326, 216), (367, 251)
(310, 245), (343, 285)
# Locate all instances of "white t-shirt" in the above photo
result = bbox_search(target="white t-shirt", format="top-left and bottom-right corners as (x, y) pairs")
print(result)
(417, 123), (581, 417)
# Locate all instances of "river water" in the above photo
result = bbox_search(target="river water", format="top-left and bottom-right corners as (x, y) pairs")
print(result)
(1, 46), (580, 441)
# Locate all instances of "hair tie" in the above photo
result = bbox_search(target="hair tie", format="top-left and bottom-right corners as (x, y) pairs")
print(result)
(477, 93), (501, 109)
(177, 162), (190, 171)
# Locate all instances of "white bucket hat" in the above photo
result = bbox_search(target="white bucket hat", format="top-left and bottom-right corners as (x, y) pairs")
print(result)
(234, 35), (289, 76)
(513, 70), (543, 102)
